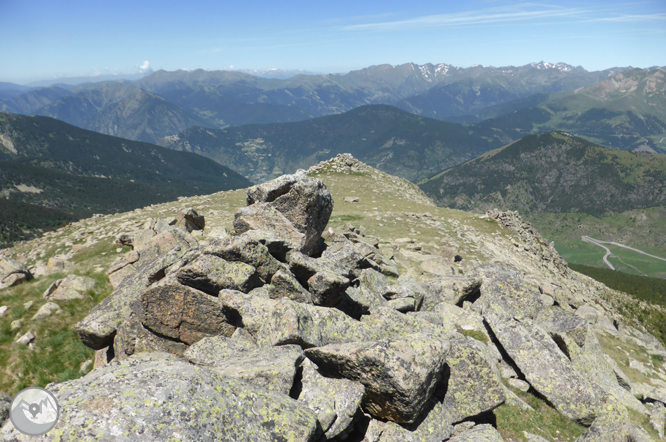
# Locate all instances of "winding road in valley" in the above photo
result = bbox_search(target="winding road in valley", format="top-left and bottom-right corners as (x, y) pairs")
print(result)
(581, 236), (666, 271)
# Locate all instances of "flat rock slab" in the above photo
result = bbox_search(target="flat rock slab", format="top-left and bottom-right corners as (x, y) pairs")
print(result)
(188, 343), (304, 396)
(305, 334), (449, 424)
(299, 359), (365, 439)
(11, 352), (321, 442)
(485, 312), (600, 425)
(176, 254), (261, 295)
(139, 277), (235, 345)
(447, 424), (505, 442)
(31, 302), (61, 320)
(44, 274), (97, 300)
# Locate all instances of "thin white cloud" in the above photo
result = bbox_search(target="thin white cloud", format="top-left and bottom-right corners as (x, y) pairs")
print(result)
(139, 60), (151, 72)
(340, 3), (664, 32)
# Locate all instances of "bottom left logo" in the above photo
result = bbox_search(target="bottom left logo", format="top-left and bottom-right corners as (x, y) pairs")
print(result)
(9, 387), (60, 436)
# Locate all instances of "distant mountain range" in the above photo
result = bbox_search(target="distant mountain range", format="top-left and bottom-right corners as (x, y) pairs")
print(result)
(0, 62), (642, 144)
(0, 112), (250, 246)
(157, 105), (504, 183)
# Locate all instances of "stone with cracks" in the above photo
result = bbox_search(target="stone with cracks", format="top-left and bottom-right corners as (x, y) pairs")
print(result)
(307, 271), (350, 307)
(77, 246), (192, 350)
(183, 334), (258, 364)
(204, 235), (284, 282)
(138, 276), (235, 345)
(298, 359), (365, 440)
(0, 258), (32, 289)
(43, 274), (97, 300)
(258, 298), (323, 348)
(485, 312), (600, 425)
(107, 250), (140, 288)
(268, 268), (313, 303)
(305, 333), (449, 424)
(363, 419), (420, 442)
(336, 285), (388, 319)
(246, 170), (333, 255)
(421, 276), (482, 310)
(321, 236), (371, 278)
(175, 254), (262, 295)
(475, 265), (544, 321)
(169, 208), (205, 232)
(114, 312), (188, 361)
(3, 352), (321, 442)
(187, 343), (304, 395)
(234, 203), (307, 253)
(447, 424), (505, 442)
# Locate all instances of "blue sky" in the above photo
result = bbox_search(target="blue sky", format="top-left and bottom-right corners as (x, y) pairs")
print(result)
(1, 0), (664, 84)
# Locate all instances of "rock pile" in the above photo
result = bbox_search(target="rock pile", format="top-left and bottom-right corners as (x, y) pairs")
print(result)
(0, 168), (661, 441)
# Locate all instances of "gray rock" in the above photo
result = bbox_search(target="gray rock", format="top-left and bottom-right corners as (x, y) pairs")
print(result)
(17, 352), (321, 442)
(188, 343), (305, 395)
(246, 170), (333, 256)
(422, 276), (482, 310)
(523, 432), (552, 442)
(475, 265), (544, 320)
(77, 251), (187, 350)
(321, 236), (370, 279)
(508, 378), (530, 392)
(204, 235), (284, 282)
(0, 306), (8, 316)
(184, 334), (258, 364)
(305, 334), (449, 424)
(485, 313), (600, 425)
(336, 285), (388, 319)
(113, 312), (189, 361)
(107, 250), (140, 288)
(257, 298), (323, 348)
(447, 424), (504, 442)
(268, 269), (313, 304)
(242, 229), (292, 261)
(169, 208), (205, 232)
(537, 307), (589, 347)
(31, 302), (61, 320)
(387, 297), (417, 312)
(175, 254), (262, 295)
(138, 276), (235, 345)
(93, 345), (114, 369)
(15, 331), (35, 345)
(0, 257), (32, 289)
(307, 271), (350, 307)
(298, 359), (364, 439)
(10, 319), (22, 331)
(575, 396), (631, 442)
(363, 419), (419, 442)
(648, 401), (666, 439)
(218, 289), (282, 336)
(234, 203), (307, 254)
(43, 274), (97, 300)
(0, 393), (10, 427)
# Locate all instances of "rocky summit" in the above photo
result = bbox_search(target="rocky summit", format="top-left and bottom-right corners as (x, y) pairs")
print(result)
(1, 154), (666, 441)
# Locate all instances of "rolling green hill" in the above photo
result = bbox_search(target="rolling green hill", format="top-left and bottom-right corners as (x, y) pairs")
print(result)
(419, 131), (666, 277)
(0, 112), (251, 246)
(158, 105), (505, 183)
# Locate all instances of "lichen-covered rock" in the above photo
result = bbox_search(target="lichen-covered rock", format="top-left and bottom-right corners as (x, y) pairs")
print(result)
(113, 312), (188, 361)
(77, 250), (189, 350)
(234, 203), (308, 253)
(218, 289), (280, 336)
(485, 312), (600, 425)
(298, 359), (365, 439)
(183, 334), (258, 365)
(268, 268), (313, 303)
(138, 276), (235, 345)
(321, 236), (370, 278)
(362, 419), (420, 442)
(107, 250), (140, 288)
(0, 257), (32, 289)
(175, 254), (262, 295)
(43, 274), (97, 300)
(475, 265), (544, 321)
(0, 392), (10, 427)
(575, 396), (631, 442)
(188, 343), (304, 395)
(246, 170), (333, 255)
(410, 337), (504, 440)
(307, 271), (350, 307)
(242, 229), (292, 262)
(9, 352), (321, 442)
(258, 298), (323, 348)
(169, 208), (205, 232)
(204, 235), (284, 282)
(305, 334), (449, 424)
(447, 424), (505, 442)
(31, 302), (61, 320)
(421, 276), (482, 310)
(336, 285), (388, 319)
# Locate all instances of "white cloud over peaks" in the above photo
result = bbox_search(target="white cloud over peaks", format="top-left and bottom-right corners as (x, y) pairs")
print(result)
(139, 61), (151, 72)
